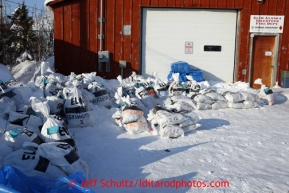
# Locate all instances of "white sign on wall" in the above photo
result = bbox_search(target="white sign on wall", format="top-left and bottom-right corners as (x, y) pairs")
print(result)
(185, 41), (193, 54)
(250, 15), (285, 33)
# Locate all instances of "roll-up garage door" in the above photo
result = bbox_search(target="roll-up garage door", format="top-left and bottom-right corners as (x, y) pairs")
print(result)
(141, 8), (237, 82)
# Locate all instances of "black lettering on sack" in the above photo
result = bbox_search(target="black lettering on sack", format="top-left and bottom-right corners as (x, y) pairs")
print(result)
(59, 127), (69, 136)
(23, 129), (34, 137)
(53, 115), (63, 121)
(34, 156), (50, 172)
(66, 112), (90, 120)
(22, 151), (36, 160)
(0, 82), (8, 90)
(95, 95), (109, 103)
(80, 120), (84, 124)
(50, 90), (58, 96)
(138, 91), (147, 98)
(57, 103), (63, 109)
(57, 143), (71, 150)
(71, 97), (84, 105)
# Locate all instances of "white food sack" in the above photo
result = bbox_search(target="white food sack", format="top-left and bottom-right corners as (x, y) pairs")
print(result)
(239, 91), (259, 102)
(156, 110), (186, 127)
(122, 106), (144, 124)
(46, 95), (64, 114)
(4, 126), (43, 150)
(63, 82), (93, 128)
(31, 97), (71, 143)
(196, 103), (212, 110)
(159, 125), (184, 139)
(243, 101), (258, 109)
(1, 144), (67, 180)
(37, 142), (89, 179)
(165, 101), (195, 113)
(212, 100), (229, 110)
(8, 111), (29, 125)
(88, 82), (112, 108)
(193, 94), (214, 104)
(224, 92), (244, 103)
(228, 102), (245, 109)
(123, 117), (149, 134)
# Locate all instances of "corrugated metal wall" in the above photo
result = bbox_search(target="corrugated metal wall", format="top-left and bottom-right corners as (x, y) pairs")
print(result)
(51, 0), (289, 82)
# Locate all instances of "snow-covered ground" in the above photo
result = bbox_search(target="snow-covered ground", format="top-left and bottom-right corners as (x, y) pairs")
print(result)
(1, 60), (289, 193)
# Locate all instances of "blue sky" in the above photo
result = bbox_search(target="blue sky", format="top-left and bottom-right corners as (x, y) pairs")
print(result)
(2, 0), (45, 17)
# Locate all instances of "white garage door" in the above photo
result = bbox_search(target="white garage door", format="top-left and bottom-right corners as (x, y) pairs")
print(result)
(141, 8), (237, 82)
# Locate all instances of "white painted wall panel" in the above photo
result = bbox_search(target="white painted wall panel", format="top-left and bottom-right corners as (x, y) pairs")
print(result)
(142, 8), (237, 82)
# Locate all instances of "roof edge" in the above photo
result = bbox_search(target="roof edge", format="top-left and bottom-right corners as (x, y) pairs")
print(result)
(46, 0), (65, 6)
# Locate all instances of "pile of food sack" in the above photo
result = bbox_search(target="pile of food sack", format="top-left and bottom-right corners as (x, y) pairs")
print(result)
(0, 62), (275, 181)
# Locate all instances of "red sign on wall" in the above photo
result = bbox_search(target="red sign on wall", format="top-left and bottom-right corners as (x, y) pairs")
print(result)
(185, 41), (193, 54)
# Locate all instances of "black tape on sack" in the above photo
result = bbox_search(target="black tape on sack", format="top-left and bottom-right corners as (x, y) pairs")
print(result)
(56, 138), (76, 148)
(64, 150), (80, 165)
(65, 106), (88, 114)
(123, 105), (142, 111)
(93, 89), (108, 97)
(32, 135), (44, 145)
(34, 156), (50, 173)
(152, 106), (167, 114)
(0, 90), (16, 99)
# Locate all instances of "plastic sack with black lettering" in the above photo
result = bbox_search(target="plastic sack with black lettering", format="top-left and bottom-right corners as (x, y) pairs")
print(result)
(44, 81), (63, 97)
(150, 109), (187, 137)
(1, 143), (67, 180)
(186, 76), (201, 94)
(150, 72), (169, 96)
(63, 81), (93, 128)
(168, 73), (187, 96)
(153, 107), (186, 129)
(163, 97), (195, 113)
(80, 72), (98, 88)
(87, 82), (112, 108)
(3, 125), (44, 151)
(30, 97), (71, 143)
(46, 95), (64, 115)
(0, 80), (25, 110)
(152, 107), (200, 135)
(135, 86), (158, 110)
(37, 141), (89, 179)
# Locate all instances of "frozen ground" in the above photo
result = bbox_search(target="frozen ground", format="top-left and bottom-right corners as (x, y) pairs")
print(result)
(1, 60), (289, 193)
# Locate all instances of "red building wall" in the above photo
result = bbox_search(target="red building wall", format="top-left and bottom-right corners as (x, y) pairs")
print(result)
(49, 0), (289, 82)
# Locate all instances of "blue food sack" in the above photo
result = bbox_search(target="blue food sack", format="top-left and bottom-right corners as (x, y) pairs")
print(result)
(171, 61), (190, 74)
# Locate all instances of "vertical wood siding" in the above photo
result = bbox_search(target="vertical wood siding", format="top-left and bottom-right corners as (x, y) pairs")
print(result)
(52, 0), (289, 82)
